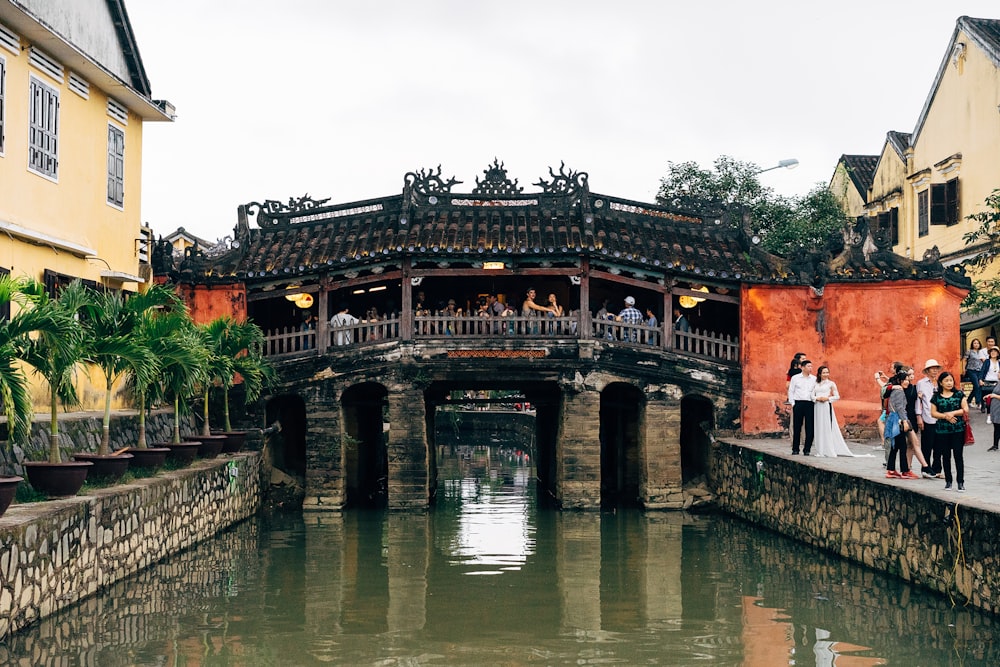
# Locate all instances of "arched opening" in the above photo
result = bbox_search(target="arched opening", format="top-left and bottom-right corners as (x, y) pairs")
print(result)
(600, 383), (644, 508)
(265, 394), (308, 476)
(425, 380), (560, 505)
(342, 383), (389, 508)
(680, 395), (714, 483)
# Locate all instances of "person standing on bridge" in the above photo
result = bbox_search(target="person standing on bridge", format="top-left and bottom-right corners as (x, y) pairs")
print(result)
(616, 296), (643, 341)
(330, 303), (359, 345)
(787, 359), (816, 455)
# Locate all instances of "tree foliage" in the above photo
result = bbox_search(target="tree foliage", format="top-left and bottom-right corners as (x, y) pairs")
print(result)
(655, 156), (851, 257)
(962, 189), (1000, 313)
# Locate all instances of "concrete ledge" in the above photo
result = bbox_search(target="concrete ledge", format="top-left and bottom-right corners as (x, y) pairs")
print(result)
(711, 440), (999, 615)
(0, 453), (262, 639)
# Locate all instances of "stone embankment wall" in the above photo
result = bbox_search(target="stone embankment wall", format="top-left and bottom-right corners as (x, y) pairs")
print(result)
(711, 442), (998, 615)
(0, 452), (262, 640)
(4, 411), (197, 476)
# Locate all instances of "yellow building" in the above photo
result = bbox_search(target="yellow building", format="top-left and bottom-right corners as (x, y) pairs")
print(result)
(0, 1), (173, 408)
(830, 16), (1000, 340)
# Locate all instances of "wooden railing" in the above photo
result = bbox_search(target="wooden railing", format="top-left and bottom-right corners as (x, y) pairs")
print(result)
(263, 312), (738, 364)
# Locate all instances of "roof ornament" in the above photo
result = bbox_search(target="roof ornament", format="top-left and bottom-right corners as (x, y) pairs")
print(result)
(403, 165), (462, 196)
(534, 161), (589, 195)
(245, 194), (332, 228)
(472, 158), (523, 196)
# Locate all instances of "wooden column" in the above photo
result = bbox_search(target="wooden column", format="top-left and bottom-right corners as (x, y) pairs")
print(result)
(578, 258), (590, 339)
(400, 258), (413, 341)
(663, 287), (672, 351)
(317, 284), (330, 353)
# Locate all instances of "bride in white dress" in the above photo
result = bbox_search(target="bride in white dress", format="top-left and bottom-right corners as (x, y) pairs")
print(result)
(812, 366), (864, 457)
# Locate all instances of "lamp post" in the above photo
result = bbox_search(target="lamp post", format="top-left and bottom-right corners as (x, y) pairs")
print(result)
(755, 158), (799, 175)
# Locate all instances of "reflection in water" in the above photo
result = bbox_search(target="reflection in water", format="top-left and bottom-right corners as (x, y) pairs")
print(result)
(4, 443), (999, 665)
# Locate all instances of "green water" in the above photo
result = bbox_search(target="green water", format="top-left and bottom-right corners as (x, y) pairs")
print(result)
(4, 444), (998, 665)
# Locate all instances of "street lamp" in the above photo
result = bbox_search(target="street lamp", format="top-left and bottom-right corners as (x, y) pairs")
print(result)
(756, 158), (799, 175)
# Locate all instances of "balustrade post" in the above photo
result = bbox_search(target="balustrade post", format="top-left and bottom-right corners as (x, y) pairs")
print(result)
(401, 260), (414, 342)
(317, 287), (330, 353)
(578, 259), (590, 340)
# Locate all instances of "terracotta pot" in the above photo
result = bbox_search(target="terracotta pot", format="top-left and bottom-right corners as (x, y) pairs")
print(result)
(189, 436), (225, 459)
(212, 430), (247, 453)
(24, 461), (92, 497)
(164, 442), (201, 464)
(72, 453), (133, 482)
(125, 447), (170, 470)
(0, 475), (22, 517)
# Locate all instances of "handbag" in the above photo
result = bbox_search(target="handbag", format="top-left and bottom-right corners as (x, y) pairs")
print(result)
(964, 411), (975, 446)
(884, 411), (901, 440)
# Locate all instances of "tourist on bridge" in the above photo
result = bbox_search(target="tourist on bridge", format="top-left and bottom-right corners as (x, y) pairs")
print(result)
(301, 311), (315, 350)
(616, 296), (643, 341)
(929, 371), (968, 491)
(330, 303), (359, 345)
(979, 345), (1000, 413)
(811, 366), (865, 457)
(884, 368), (914, 478)
(988, 382), (1000, 451)
(787, 359), (816, 455)
(915, 359), (943, 478)
(964, 338), (985, 408)
(521, 288), (554, 333)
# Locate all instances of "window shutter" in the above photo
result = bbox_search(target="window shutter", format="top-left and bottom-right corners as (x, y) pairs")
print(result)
(946, 178), (959, 226)
(930, 184), (947, 225)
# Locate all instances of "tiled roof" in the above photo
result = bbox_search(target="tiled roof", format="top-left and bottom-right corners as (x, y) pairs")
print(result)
(886, 131), (911, 162)
(164, 164), (967, 290)
(962, 16), (1000, 67)
(840, 155), (879, 199)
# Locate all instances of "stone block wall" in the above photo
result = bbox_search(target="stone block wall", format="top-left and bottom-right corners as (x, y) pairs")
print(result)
(710, 441), (999, 615)
(4, 411), (198, 476)
(0, 452), (261, 639)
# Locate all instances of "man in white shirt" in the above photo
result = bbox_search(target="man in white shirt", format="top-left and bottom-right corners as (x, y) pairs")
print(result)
(329, 303), (359, 346)
(787, 360), (816, 455)
(915, 359), (942, 478)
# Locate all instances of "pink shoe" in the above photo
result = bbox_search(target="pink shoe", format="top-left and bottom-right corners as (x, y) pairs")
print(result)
(902, 471), (921, 479)
(885, 471), (901, 478)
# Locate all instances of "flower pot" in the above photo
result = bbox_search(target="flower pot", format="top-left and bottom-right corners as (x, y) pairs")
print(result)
(125, 447), (170, 470)
(72, 453), (133, 483)
(163, 442), (201, 465)
(24, 461), (92, 497)
(212, 430), (247, 453)
(0, 476), (23, 517)
(186, 435), (226, 459)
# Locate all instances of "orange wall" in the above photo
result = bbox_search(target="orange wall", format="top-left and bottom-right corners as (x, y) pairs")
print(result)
(181, 284), (248, 325)
(740, 281), (966, 435)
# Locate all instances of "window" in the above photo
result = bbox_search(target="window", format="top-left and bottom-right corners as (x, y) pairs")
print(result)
(930, 178), (959, 226)
(107, 124), (124, 207)
(918, 189), (929, 237)
(28, 76), (59, 179)
(877, 208), (899, 247)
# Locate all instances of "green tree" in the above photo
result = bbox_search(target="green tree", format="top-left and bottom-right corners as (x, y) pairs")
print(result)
(130, 299), (204, 448)
(962, 189), (1000, 312)
(197, 316), (275, 435)
(655, 156), (850, 256)
(0, 277), (77, 459)
(81, 285), (175, 455)
(18, 279), (89, 463)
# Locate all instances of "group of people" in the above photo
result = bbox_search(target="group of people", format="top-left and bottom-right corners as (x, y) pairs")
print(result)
(876, 360), (970, 492)
(787, 349), (984, 493)
(963, 336), (1000, 411)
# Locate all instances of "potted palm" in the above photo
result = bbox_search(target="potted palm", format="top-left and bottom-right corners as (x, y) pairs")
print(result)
(76, 284), (174, 475)
(140, 308), (209, 464)
(0, 276), (72, 514)
(201, 316), (275, 453)
(18, 279), (94, 496)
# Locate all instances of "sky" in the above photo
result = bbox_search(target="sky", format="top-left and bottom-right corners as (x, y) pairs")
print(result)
(125, 1), (1000, 243)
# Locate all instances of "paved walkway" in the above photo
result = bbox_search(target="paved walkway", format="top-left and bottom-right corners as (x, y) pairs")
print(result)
(722, 409), (999, 514)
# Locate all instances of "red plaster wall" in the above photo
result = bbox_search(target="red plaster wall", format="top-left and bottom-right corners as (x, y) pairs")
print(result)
(181, 284), (248, 325)
(740, 280), (966, 435)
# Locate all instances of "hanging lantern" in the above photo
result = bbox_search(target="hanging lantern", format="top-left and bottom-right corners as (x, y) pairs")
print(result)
(294, 293), (314, 309)
(678, 285), (709, 309)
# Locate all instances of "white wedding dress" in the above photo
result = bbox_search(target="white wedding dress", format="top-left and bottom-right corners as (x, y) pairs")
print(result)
(812, 380), (864, 457)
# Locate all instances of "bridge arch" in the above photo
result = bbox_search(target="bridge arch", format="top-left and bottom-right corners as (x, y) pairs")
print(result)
(341, 382), (390, 508)
(600, 382), (645, 508)
(680, 394), (715, 483)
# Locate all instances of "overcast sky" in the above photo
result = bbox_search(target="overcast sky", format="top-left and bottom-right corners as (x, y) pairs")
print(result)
(125, 1), (1000, 243)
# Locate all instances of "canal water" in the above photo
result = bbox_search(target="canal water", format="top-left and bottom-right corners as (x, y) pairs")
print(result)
(5, 444), (1000, 665)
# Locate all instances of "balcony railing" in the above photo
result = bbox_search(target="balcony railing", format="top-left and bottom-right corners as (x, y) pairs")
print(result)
(262, 312), (738, 363)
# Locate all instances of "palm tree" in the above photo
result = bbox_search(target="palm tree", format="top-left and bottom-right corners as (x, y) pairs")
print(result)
(131, 301), (206, 447)
(197, 316), (276, 435)
(18, 279), (89, 463)
(0, 276), (77, 464)
(81, 284), (174, 455)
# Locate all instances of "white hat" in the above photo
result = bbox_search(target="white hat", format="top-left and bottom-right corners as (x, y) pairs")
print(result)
(923, 359), (942, 371)
(624, 296), (636, 305)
